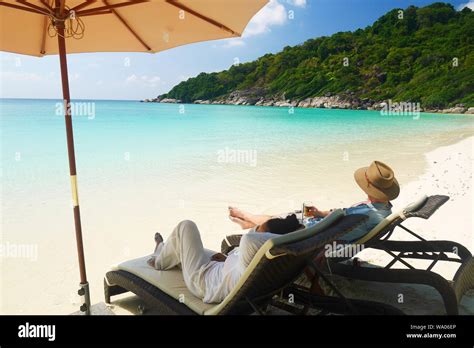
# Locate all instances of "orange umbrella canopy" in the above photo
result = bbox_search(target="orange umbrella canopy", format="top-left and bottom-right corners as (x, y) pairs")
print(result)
(0, 0), (268, 56)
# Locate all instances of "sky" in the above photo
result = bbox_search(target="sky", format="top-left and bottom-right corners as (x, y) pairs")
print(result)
(1, 0), (473, 100)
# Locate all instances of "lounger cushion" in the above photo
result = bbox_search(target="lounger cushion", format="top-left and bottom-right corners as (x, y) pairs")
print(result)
(110, 251), (218, 314)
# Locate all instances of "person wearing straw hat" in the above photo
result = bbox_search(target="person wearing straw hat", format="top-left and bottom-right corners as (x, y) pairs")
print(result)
(229, 160), (400, 243)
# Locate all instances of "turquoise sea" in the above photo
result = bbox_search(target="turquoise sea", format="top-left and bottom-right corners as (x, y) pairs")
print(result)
(0, 98), (473, 314)
(2, 98), (473, 199)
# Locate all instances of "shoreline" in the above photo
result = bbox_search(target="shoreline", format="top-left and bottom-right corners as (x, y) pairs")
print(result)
(142, 96), (474, 115)
(3, 98), (473, 116)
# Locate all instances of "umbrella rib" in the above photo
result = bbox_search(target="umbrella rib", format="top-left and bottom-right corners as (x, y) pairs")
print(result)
(16, 1), (51, 56)
(79, 9), (112, 16)
(165, 0), (240, 37)
(103, 0), (151, 51)
(17, 0), (51, 15)
(71, 0), (97, 12)
(76, 0), (148, 17)
(40, 15), (48, 55)
(40, 0), (54, 12)
(0, 2), (45, 15)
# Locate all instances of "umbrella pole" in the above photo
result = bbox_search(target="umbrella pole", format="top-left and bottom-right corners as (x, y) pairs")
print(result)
(56, 23), (91, 315)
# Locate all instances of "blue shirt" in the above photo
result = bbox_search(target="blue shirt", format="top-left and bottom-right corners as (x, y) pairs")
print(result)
(302, 202), (392, 243)
(341, 202), (392, 242)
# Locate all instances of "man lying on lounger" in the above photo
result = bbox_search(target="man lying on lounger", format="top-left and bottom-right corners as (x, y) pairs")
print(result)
(147, 214), (304, 304)
(229, 160), (400, 243)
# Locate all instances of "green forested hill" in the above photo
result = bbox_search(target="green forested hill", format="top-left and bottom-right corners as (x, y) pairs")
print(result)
(158, 3), (474, 108)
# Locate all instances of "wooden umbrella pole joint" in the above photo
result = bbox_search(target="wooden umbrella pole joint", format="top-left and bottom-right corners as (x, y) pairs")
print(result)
(55, 1), (91, 315)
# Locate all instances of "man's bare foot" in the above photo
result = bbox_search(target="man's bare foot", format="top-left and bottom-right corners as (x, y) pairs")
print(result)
(229, 216), (255, 229)
(147, 233), (164, 268)
(154, 232), (164, 253)
(228, 206), (247, 220)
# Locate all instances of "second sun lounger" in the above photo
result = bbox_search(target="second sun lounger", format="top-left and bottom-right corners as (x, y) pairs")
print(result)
(318, 195), (473, 315)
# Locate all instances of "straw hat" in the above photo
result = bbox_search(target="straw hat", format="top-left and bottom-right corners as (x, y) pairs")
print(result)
(354, 161), (400, 201)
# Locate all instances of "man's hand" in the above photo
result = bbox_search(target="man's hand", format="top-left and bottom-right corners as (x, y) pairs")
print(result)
(211, 253), (227, 262)
(306, 206), (330, 218)
(306, 206), (320, 217)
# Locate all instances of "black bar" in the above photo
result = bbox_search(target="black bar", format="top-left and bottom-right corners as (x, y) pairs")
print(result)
(0, 315), (472, 346)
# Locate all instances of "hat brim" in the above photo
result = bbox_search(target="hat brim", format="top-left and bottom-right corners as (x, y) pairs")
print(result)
(354, 167), (400, 201)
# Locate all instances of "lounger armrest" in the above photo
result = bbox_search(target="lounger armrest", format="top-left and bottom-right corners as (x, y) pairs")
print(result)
(221, 234), (243, 255)
(270, 214), (368, 256)
(404, 195), (449, 219)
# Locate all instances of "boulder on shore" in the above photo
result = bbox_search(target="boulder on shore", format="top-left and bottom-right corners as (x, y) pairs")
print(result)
(160, 98), (181, 103)
(465, 107), (474, 114)
(151, 91), (473, 115)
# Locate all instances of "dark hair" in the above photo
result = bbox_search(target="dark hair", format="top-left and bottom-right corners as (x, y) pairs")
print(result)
(265, 214), (303, 235)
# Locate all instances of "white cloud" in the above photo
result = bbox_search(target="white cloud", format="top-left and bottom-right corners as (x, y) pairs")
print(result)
(243, 0), (287, 37)
(126, 74), (138, 83)
(222, 0), (305, 45)
(222, 39), (246, 48)
(458, 0), (474, 10)
(125, 74), (161, 87)
(287, 0), (306, 8)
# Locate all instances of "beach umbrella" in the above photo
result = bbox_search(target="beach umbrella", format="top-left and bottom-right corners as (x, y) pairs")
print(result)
(0, 0), (267, 314)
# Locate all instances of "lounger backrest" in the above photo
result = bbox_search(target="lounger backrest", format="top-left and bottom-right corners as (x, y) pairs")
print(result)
(403, 195), (449, 219)
(205, 210), (367, 315)
(353, 195), (428, 245)
(267, 209), (346, 247)
(404, 195), (428, 213)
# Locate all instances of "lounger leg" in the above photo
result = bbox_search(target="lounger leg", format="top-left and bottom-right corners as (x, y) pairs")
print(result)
(245, 296), (267, 315)
(104, 278), (111, 304)
(104, 278), (128, 304)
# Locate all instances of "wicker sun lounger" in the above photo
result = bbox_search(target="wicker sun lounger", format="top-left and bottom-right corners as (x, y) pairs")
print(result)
(104, 210), (402, 315)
